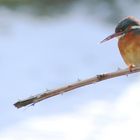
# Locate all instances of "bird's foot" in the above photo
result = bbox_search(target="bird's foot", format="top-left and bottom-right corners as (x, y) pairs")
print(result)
(128, 64), (135, 72)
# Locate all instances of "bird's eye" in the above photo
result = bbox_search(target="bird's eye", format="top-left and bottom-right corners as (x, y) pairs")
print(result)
(119, 29), (123, 32)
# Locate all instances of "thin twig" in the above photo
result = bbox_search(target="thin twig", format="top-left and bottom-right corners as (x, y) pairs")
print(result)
(14, 67), (140, 109)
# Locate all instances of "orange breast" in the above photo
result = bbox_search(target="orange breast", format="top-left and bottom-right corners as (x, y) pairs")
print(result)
(118, 31), (140, 66)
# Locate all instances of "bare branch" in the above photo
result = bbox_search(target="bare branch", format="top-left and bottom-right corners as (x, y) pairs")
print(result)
(14, 67), (140, 109)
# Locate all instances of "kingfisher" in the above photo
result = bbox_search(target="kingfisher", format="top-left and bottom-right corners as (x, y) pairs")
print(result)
(101, 16), (140, 70)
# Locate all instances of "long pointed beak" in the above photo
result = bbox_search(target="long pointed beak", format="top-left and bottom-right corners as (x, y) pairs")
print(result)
(100, 31), (124, 43)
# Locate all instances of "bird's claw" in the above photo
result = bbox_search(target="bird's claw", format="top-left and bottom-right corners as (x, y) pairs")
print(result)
(128, 64), (135, 72)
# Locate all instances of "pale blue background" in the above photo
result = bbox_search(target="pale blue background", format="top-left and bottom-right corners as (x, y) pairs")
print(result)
(0, 1), (140, 138)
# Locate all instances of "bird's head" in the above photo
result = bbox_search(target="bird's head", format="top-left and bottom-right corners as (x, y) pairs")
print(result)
(100, 16), (140, 43)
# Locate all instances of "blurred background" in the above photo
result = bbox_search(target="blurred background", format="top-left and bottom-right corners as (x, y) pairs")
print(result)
(0, 0), (140, 139)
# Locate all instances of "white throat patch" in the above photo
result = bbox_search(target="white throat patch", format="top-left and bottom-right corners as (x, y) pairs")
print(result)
(117, 33), (125, 39)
